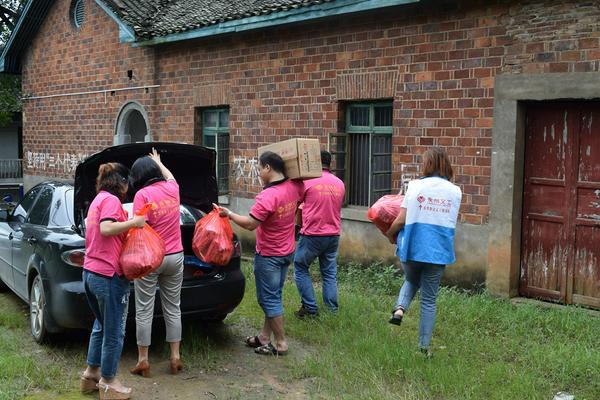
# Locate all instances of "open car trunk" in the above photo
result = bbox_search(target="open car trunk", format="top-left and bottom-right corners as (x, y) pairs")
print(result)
(74, 142), (218, 234)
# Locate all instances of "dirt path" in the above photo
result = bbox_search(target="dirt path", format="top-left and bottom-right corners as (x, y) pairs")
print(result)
(118, 323), (313, 400)
(0, 289), (317, 400)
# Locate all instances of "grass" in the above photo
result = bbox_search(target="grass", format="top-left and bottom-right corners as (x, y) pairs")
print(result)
(1, 261), (599, 399)
(237, 260), (600, 400)
(0, 293), (83, 400)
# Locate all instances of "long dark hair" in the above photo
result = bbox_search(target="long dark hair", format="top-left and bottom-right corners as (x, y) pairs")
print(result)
(129, 156), (165, 192)
(96, 162), (129, 201)
(422, 147), (454, 180)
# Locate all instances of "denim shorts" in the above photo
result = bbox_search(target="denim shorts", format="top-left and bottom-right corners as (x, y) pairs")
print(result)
(254, 252), (292, 318)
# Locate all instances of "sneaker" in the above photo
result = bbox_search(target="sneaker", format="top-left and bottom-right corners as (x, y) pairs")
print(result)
(295, 305), (318, 319)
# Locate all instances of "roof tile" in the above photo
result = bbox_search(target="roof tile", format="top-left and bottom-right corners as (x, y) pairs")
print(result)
(101, 0), (335, 39)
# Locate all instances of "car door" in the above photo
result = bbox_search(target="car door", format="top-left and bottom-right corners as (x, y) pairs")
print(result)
(0, 186), (42, 292)
(0, 211), (14, 288)
(11, 186), (54, 298)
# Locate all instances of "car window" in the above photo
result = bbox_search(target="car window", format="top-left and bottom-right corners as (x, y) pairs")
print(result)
(48, 189), (74, 227)
(27, 187), (54, 226)
(12, 186), (43, 223)
(180, 205), (199, 225)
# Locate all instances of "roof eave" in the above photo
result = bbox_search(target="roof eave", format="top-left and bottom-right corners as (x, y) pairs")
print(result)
(0, 0), (136, 74)
(133, 0), (420, 47)
(0, 0), (44, 74)
(94, 0), (136, 43)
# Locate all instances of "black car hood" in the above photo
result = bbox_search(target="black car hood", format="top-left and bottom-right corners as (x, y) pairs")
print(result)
(74, 142), (217, 229)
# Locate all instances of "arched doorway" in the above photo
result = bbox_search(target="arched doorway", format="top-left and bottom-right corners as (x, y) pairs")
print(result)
(114, 102), (151, 145)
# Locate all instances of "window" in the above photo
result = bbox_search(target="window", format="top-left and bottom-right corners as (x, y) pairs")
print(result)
(195, 108), (230, 195)
(331, 102), (393, 207)
(71, 0), (85, 28)
(12, 186), (43, 223)
(48, 189), (74, 227)
(27, 187), (54, 226)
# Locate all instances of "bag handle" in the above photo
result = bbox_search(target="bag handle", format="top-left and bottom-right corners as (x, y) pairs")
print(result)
(134, 203), (153, 217)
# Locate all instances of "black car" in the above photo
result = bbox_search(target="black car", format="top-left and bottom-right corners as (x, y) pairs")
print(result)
(0, 142), (245, 343)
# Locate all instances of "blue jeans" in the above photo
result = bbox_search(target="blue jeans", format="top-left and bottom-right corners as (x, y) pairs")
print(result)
(254, 253), (292, 318)
(394, 261), (445, 350)
(293, 235), (339, 313)
(83, 271), (130, 379)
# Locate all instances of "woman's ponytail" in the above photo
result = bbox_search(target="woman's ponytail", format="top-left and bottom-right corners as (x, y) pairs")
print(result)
(96, 162), (130, 200)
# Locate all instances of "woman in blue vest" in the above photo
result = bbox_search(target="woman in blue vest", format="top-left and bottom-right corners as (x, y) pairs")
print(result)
(386, 147), (462, 357)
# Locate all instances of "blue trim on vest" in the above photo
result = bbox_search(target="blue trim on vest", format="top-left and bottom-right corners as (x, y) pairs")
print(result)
(397, 222), (456, 265)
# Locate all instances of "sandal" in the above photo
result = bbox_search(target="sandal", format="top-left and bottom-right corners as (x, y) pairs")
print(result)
(130, 359), (150, 377)
(420, 348), (433, 358)
(80, 374), (99, 394)
(254, 342), (287, 356)
(170, 358), (183, 375)
(244, 335), (265, 348)
(389, 306), (404, 326)
(97, 382), (132, 400)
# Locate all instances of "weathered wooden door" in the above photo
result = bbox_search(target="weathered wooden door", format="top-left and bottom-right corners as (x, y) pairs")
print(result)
(520, 102), (600, 308)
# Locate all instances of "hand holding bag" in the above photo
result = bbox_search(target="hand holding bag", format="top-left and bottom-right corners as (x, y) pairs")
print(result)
(192, 208), (234, 267)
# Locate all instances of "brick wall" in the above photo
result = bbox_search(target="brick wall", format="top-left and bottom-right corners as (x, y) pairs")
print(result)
(21, 0), (155, 179)
(21, 0), (600, 225)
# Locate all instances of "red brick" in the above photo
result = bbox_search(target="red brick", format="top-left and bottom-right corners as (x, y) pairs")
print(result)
(24, 0), (600, 223)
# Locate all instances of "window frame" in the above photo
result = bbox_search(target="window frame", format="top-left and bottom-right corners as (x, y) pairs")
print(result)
(72, 0), (85, 29)
(339, 101), (394, 207)
(346, 102), (393, 135)
(26, 187), (54, 226)
(201, 108), (230, 195)
(12, 185), (43, 223)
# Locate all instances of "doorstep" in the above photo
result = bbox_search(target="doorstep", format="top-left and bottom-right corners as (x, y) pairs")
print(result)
(511, 297), (600, 316)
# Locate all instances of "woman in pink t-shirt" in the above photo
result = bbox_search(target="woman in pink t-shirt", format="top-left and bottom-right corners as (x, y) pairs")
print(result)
(129, 149), (185, 377)
(80, 163), (145, 400)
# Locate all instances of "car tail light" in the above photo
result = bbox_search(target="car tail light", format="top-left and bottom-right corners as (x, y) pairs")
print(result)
(232, 240), (241, 258)
(61, 249), (85, 267)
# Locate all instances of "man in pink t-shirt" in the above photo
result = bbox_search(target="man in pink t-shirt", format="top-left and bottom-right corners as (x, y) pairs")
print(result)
(294, 150), (345, 317)
(219, 151), (301, 356)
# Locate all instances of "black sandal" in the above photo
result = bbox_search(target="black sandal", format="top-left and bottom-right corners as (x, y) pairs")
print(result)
(254, 342), (287, 356)
(388, 306), (404, 326)
(244, 335), (264, 348)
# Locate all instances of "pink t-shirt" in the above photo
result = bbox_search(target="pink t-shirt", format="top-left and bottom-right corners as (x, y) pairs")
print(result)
(300, 170), (345, 236)
(133, 180), (183, 254)
(84, 191), (128, 277)
(250, 179), (302, 256)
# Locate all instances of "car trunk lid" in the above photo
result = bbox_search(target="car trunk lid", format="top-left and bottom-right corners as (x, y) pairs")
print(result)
(74, 142), (218, 231)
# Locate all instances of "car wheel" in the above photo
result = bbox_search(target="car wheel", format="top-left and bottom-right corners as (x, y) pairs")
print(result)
(30, 275), (48, 343)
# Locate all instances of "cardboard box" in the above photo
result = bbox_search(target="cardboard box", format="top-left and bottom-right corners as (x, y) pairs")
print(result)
(258, 138), (322, 179)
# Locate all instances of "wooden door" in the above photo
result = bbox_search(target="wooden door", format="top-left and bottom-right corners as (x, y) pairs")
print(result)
(520, 102), (600, 307)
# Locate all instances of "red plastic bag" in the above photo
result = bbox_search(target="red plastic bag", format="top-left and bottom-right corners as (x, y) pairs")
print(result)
(192, 209), (234, 267)
(367, 194), (404, 237)
(120, 204), (166, 280)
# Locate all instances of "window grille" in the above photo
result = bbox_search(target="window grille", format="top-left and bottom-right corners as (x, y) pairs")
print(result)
(335, 102), (393, 207)
(196, 108), (230, 195)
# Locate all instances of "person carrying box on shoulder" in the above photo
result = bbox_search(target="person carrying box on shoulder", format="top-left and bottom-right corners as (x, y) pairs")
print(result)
(217, 151), (302, 356)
